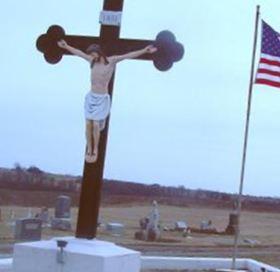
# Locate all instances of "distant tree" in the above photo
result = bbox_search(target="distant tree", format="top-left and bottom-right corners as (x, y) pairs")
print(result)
(13, 162), (25, 185)
(14, 162), (23, 172)
(177, 185), (186, 196)
(27, 166), (43, 175)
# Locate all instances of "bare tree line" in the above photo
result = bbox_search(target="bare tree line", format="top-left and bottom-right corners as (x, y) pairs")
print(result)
(0, 164), (279, 211)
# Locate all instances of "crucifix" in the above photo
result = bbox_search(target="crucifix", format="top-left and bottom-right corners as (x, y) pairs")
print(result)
(36, 0), (184, 239)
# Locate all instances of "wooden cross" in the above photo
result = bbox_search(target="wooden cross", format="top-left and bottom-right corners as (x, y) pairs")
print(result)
(36, 0), (184, 239)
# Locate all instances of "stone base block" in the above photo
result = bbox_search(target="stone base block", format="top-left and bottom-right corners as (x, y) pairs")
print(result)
(13, 237), (140, 272)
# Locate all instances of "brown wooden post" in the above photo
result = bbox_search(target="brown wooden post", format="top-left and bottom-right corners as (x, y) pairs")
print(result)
(76, 0), (124, 240)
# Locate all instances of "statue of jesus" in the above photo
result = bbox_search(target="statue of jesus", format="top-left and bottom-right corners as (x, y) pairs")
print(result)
(58, 40), (157, 163)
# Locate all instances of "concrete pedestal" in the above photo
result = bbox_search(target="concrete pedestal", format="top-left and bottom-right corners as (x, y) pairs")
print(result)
(13, 237), (140, 272)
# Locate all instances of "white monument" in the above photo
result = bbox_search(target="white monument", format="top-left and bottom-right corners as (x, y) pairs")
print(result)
(13, 237), (140, 272)
(145, 200), (160, 241)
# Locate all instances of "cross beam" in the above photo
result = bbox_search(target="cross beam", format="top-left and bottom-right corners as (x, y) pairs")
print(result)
(37, 28), (184, 71)
(36, 0), (184, 239)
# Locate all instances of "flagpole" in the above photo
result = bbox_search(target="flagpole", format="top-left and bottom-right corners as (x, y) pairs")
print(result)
(232, 5), (260, 270)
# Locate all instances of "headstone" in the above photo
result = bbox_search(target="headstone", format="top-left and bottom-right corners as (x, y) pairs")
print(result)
(243, 238), (261, 246)
(200, 219), (212, 230)
(10, 209), (15, 220)
(14, 218), (42, 241)
(175, 221), (187, 231)
(225, 213), (238, 235)
(182, 228), (191, 237)
(51, 218), (71, 231)
(55, 195), (71, 218)
(106, 223), (124, 236)
(27, 208), (33, 219)
(51, 196), (71, 231)
(139, 217), (149, 230)
(38, 207), (49, 223)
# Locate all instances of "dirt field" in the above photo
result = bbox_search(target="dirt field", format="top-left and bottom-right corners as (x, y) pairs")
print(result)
(0, 204), (279, 268)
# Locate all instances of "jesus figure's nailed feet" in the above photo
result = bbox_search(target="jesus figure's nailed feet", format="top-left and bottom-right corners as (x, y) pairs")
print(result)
(85, 146), (97, 163)
(85, 154), (96, 163)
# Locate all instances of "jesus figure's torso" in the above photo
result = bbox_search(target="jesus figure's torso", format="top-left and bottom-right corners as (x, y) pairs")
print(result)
(90, 58), (116, 94)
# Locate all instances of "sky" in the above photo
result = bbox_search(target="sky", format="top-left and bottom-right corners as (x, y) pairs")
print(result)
(1, 0), (280, 197)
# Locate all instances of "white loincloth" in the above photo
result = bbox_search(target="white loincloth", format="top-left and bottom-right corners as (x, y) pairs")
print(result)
(84, 91), (111, 131)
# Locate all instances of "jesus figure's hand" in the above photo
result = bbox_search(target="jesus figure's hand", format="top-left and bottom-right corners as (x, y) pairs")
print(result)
(57, 39), (68, 48)
(145, 45), (158, 54)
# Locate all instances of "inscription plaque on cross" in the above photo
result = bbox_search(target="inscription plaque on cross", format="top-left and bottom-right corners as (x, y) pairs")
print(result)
(36, 0), (184, 239)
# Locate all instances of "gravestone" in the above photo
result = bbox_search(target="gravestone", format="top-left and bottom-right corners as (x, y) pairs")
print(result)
(27, 208), (33, 219)
(10, 209), (15, 220)
(55, 196), (71, 218)
(175, 221), (188, 231)
(51, 195), (71, 231)
(106, 222), (124, 236)
(139, 217), (149, 230)
(38, 207), (49, 223)
(51, 218), (71, 231)
(14, 218), (42, 241)
(200, 220), (212, 230)
(225, 212), (238, 235)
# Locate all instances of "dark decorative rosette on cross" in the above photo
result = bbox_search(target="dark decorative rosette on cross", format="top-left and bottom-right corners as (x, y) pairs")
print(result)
(153, 30), (184, 71)
(36, 25), (66, 64)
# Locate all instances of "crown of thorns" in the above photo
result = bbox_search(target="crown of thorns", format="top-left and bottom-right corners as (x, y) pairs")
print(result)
(86, 44), (102, 54)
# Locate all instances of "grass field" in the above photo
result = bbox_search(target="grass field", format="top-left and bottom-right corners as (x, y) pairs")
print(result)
(0, 204), (279, 267)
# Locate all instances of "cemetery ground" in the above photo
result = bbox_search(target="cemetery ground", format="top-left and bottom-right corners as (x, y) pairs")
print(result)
(0, 204), (280, 268)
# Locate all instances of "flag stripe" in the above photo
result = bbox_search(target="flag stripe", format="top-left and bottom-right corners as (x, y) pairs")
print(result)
(259, 58), (280, 67)
(256, 73), (280, 82)
(257, 68), (280, 77)
(259, 63), (280, 72)
(255, 78), (280, 87)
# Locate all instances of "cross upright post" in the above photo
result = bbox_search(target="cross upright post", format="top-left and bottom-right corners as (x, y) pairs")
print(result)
(36, 0), (184, 239)
(76, 0), (124, 239)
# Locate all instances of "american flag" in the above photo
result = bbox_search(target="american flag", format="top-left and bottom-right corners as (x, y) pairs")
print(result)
(255, 21), (280, 88)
